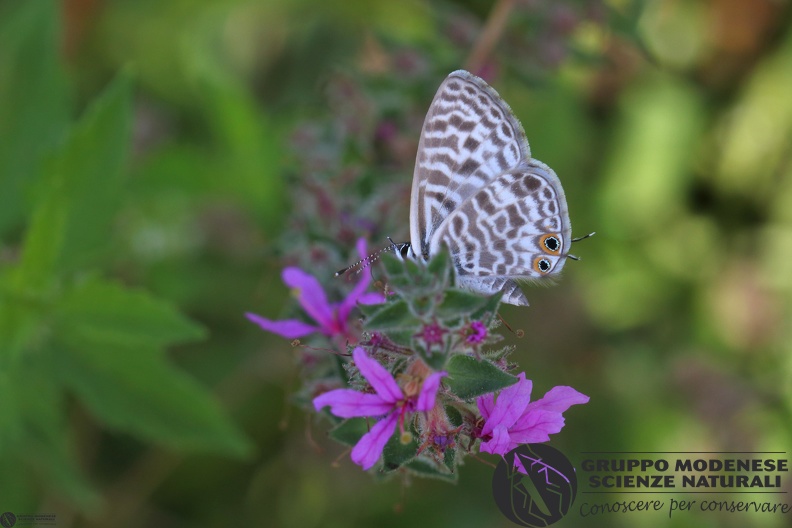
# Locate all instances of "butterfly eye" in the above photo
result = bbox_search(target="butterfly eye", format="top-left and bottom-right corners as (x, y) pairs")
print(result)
(533, 256), (552, 274)
(540, 234), (561, 254)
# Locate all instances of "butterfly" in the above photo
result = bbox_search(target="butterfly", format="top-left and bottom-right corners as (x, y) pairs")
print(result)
(340, 70), (591, 306)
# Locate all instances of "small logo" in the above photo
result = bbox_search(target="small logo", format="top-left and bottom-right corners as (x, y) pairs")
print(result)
(492, 444), (578, 527)
(0, 512), (16, 528)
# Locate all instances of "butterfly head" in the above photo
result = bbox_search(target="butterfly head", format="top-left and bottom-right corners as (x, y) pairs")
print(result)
(389, 238), (415, 262)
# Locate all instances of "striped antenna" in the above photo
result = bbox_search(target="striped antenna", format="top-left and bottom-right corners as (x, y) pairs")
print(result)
(334, 238), (402, 277)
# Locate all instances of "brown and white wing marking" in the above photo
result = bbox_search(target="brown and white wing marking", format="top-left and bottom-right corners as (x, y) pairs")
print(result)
(430, 160), (571, 306)
(409, 70), (530, 261)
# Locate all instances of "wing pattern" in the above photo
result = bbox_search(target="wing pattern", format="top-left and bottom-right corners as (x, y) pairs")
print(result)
(408, 71), (572, 306)
(410, 70), (530, 260)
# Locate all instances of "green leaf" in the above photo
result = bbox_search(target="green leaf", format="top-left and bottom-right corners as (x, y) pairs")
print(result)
(423, 348), (449, 371)
(445, 405), (463, 427)
(0, 0), (69, 235)
(407, 293), (437, 319)
(382, 329), (414, 348)
(0, 280), (44, 364)
(364, 299), (417, 331)
(0, 350), (99, 511)
(193, 58), (285, 230)
(437, 289), (495, 321)
(24, 434), (100, 511)
(444, 446), (457, 472)
(357, 301), (385, 319)
(13, 73), (132, 289)
(381, 428), (418, 471)
(54, 276), (206, 349)
(380, 253), (411, 289)
(405, 457), (458, 483)
(444, 355), (518, 400)
(469, 290), (503, 324)
(55, 340), (252, 457)
(426, 249), (452, 284)
(403, 257), (422, 278)
(328, 418), (369, 447)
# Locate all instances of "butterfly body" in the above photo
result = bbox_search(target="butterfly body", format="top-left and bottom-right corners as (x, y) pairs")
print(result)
(401, 70), (572, 306)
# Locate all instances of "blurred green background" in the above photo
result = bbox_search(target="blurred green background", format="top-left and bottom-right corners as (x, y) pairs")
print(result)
(1, 0), (792, 526)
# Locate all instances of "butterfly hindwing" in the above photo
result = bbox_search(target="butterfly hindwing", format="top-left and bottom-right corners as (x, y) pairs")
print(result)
(409, 70), (530, 260)
(456, 276), (531, 306)
(429, 160), (571, 302)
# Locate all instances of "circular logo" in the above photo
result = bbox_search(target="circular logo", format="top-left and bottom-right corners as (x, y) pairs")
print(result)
(492, 444), (578, 527)
(0, 512), (16, 528)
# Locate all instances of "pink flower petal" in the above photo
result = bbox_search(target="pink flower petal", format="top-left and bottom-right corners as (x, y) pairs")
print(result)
(355, 237), (369, 259)
(245, 313), (318, 338)
(357, 292), (386, 305)
(476, 392), (495, 420)
(526, 385), (589, 414)
(509, 410), (565, 444)
(313, 389), (393, 418)
(351, 411), (399, 470)
(479, 424), (511, 455)
(415, 371), (447, 412)
(352, 347), (403, 403)
(481, 373), (532, 436)
(337, 239), (383, 322)
(282, 267), (334, 330)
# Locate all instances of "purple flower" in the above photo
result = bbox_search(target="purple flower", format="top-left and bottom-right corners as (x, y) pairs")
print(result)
(246, 239), (385, 341)
(475, 373), (589, 455)
(313, 347), (447, 470)
(465, 321), (488, 343)
(415, 322), (447, 352)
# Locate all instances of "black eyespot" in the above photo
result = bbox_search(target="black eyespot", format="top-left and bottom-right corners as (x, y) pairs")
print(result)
(544, 236), (559, 252)
(399, 243), (411, 258)
(539, 259), (551, 272)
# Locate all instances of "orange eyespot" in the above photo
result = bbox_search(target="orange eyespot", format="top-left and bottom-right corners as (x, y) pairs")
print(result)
(539, 234), (562, 254)
(533, 256), (553, 274)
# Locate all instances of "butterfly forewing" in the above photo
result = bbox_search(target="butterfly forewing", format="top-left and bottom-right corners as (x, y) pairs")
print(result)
(409, 70), (530, 260)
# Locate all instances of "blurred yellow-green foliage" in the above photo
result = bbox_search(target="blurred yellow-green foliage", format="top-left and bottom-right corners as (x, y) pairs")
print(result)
(1, 0), (792, 527)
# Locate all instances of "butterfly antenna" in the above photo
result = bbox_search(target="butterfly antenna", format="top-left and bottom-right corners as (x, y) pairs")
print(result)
(334, 238), (400, 277)
(566, 232), (594, 262)
(572, 231), (596, 243)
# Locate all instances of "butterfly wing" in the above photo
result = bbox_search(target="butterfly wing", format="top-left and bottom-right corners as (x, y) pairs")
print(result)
(409, 70), (530, 261)
(430, 160), (572, 306)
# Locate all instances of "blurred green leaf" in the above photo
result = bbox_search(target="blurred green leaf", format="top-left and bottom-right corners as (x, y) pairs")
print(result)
(469, 290), (502, 324)
(328, 417), (368, 447)
(405, 458), (457, 483)
(25, 433), (100, 511)
(55, 339), (252, 457)
(0, 351), (99, 511)
(55, 276), (206, 349)
(0, 0), (69, 236)
(445, 355), (517, 400)
(437, 289), (495, 321)
(363, 299), (416, 331)
(445, 405), (463, 427)
(381, 426), (418, 471)
(194, 64), (285, 230)
(0, 457), (36, 515)
(13, 74), (132, 289)
(426, 249), (452, 284)
(381, 253), (411, 289)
